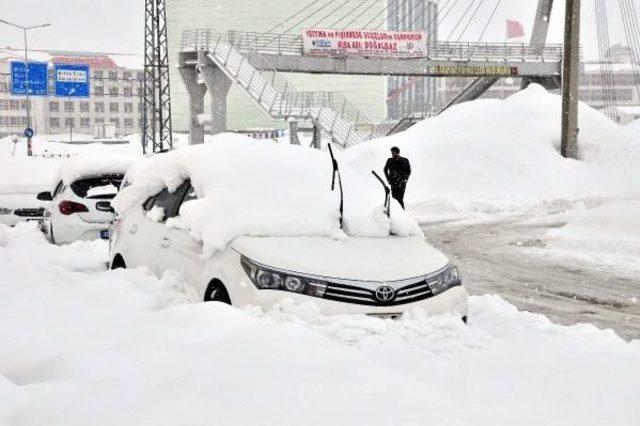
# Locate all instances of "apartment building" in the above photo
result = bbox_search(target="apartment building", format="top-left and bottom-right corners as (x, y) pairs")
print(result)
(0, 48), (143, 139)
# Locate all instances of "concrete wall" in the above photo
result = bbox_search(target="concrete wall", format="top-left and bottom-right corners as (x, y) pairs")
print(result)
(166, 0), (386, 132)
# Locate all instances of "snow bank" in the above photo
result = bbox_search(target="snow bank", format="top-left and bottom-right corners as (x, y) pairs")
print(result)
(546, 200), (640, 272)
(345, 84), (640, 214)
(114, 135), (422, 252)
(0, 224), (638, 426)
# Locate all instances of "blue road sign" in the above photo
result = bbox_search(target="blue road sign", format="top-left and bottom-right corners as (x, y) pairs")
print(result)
(11, 61), (49, 96)
(54, 64), (90, 97)
(23, 127), (34, 138)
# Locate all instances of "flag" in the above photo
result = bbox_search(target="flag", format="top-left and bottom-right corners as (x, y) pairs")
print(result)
(506, 19), (525, 39)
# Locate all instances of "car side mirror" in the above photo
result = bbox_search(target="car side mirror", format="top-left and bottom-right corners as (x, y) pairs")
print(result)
(37, 191), (53, 201)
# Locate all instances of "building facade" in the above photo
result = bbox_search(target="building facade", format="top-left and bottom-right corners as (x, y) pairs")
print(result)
(386, 0), (439, 119)
(166, 0), (386, 132)
(0, 48), (143, 139)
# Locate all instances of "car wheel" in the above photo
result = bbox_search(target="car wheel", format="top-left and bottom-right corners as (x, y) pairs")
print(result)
(111, 255), (126, 270)
(204, 280), (231, 305)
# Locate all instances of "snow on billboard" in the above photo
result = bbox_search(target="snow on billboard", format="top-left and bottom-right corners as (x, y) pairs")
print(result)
(302, 29), (428, 59)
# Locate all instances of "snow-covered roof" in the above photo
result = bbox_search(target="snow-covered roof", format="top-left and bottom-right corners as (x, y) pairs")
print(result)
(54, 155), (138, 187)
(0, 48), (142, 70)
(113, 135), (422, 253)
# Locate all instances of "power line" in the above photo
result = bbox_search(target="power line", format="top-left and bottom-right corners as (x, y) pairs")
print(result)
(447, 0), (479, 41)
(455, 0), (487, 42)
(281, 0), (336, 34)
(307, 0), (353, 29)
(328, 0), (375, 28)
(474, 0), (502, 43)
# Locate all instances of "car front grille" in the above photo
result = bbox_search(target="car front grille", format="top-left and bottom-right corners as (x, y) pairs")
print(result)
(323, 277), (436, 307)
(13, 207), (45, 218)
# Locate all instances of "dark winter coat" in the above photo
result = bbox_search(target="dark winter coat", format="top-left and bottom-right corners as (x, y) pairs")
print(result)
(384, 156), (411, 188)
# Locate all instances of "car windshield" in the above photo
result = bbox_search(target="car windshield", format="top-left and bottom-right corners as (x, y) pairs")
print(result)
(71, 175), (124, 199)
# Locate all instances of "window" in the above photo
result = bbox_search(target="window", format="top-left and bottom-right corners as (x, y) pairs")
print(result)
(10, 117), (20, 126)
(64, 101), (74, 112)
(0, 100), (7, 110)
(124, 103), (133, 113)
(109, 71), (118, 81)
(50, 117), (60, 128)
(95, 102), (105, 113)
(136, 72), (144, 81)
(9, 100), (20, 110)
(144, 181), (191, 221)
(49, 101), (59, 112)
(123, 86), (133, 97)
(110, 103), (119, 113)
(70, 175), (124, 199)
(94, 85), (104, 96)
(122, 71), (132, 80)
(80, 102), (90, 112)
(0, 117), (6, 126)
(80, 117), (90, 128)
(95, 118), (104, 124)
(109, 118), (120, 126)
(136, 87), (143, 96)
(20, 100), (28, 110)
(94, 70), (103, 79)
(124, 118), (133, 128)
(65, 117), (75, 128)
(21, 117), (28, 126)
(109, 86), (119, 96)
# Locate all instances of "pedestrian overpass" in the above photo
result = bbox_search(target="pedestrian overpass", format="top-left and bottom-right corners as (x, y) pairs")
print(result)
(178, 28), (563, 148)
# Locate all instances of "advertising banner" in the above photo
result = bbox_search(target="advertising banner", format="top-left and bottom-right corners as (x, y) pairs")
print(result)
(54, 64), (90, 97)
(302, 29), (428, 59)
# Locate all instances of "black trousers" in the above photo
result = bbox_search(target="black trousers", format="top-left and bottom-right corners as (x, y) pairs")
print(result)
(391, 184), (406, 209)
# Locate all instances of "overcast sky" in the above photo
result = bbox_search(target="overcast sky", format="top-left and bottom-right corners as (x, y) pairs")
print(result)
(0, 0), (636, 60)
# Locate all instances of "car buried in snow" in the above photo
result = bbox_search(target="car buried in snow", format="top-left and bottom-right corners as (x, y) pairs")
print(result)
(109, 138), (468, 320)
(36, 157), (135, 244)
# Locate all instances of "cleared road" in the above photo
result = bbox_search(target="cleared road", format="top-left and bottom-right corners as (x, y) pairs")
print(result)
(421, 215), (640, 340)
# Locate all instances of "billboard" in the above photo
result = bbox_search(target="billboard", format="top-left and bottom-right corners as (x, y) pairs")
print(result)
(302, 29), (428, 59)
(54, 64), (90, 97)
(11, 61), (49, 96)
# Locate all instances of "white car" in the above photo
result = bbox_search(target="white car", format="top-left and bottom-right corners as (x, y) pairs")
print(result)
(109, 138), (468, 320)
(0, 193), (46, 226)
(37, 157), (135, 244)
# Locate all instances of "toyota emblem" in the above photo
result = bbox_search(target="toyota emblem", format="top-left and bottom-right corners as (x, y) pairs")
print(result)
(375, 285), (396, 302)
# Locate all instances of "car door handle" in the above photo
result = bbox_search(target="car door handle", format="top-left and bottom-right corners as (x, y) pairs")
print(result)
(129, 224), (138, 234)
(161, 237), (171, 248)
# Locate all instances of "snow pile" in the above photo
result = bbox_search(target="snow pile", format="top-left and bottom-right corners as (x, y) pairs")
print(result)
(114, 135), (422, 252)
(546, 200), (640, 272)
(53, 154), (138, 187)
(0, 224), (639, 426)
(345, 84), (640, 214)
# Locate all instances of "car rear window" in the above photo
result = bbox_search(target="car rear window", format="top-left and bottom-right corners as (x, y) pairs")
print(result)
(70, 175), (124, 199)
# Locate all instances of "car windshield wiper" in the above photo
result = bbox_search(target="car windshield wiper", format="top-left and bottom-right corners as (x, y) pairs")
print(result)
(371, 171), (391, 219)
(328, 144), (344, 228)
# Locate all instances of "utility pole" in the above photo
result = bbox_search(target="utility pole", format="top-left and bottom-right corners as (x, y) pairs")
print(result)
(561, 0), (581, 159)
(0, 19), (50, 156)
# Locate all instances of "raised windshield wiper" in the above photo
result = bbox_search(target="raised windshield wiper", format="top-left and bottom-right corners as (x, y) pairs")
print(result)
(371, 171), (391, 219)
(328, 144), (344, 228)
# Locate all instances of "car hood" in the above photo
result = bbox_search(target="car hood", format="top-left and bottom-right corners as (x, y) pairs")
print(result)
(230, 236), (449, 282)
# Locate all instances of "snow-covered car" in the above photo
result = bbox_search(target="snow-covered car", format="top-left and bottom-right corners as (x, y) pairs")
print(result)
(110, 137), (468, 319)
(37, 156), (135, 244)
(0, 193), (46, 226)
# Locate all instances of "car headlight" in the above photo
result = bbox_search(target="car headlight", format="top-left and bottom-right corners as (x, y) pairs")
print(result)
(241, 256), (328, 298)
(0, 207), (12, 215)
(427, 264), (462, 296)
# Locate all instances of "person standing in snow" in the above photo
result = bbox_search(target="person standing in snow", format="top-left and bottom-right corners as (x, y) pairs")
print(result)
(383, 146), (411, 209)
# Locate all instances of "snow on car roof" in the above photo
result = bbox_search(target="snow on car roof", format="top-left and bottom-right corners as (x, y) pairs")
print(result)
(113, 135), (422, 253)
(54, 155), (137, 187)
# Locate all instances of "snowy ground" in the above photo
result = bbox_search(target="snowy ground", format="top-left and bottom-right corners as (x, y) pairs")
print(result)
(0, 223), (639, 426)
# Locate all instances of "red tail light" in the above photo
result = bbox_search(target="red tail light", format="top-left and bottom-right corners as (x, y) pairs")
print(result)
(58, 200), (89, 215)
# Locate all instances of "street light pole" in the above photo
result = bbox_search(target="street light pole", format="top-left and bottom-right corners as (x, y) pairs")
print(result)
(0, 19), (50, 156)
(560, 0), (581, 159)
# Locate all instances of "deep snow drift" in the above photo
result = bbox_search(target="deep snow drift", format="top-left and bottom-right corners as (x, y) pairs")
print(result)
(114, 135), (421, 252)
(345, 84), (640, 213)
(0, 223), (638, 426)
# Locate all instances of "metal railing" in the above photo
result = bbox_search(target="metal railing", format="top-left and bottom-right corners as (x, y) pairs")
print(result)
(182, 29), (564, 62)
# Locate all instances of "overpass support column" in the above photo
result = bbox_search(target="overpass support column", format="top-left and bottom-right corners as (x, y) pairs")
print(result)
(288, 120), (300, 145)
(178, 66), (207, 145)
(201, 63), (232, 135)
